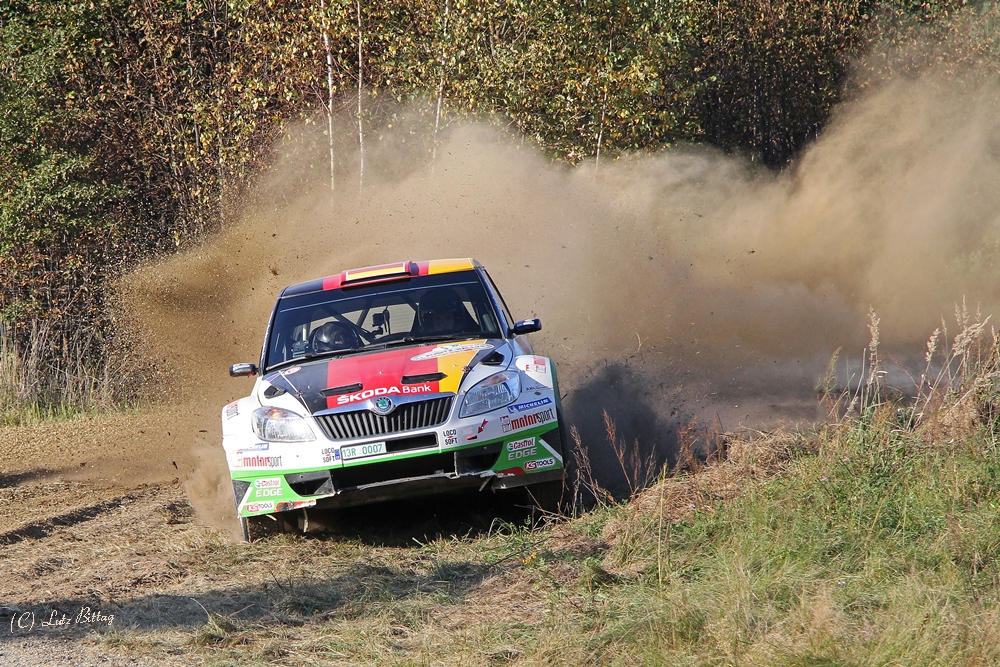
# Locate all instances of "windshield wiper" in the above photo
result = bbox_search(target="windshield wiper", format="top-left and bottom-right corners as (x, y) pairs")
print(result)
(367, 334), (483, 351)
(266, 348), (364, 371)
(299, 348), (366, 362)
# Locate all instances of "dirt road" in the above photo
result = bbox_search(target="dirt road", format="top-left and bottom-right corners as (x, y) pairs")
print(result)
(0, 410), (605, 667)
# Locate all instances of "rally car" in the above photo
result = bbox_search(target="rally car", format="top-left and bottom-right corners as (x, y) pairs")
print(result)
(223, 258), (565, 540)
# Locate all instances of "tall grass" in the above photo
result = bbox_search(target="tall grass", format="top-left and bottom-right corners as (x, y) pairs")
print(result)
(0, 320), (132, 424)
(551, 307), (1000, 665)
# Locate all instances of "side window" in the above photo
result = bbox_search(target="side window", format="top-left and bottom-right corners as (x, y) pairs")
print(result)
(481, 270), (514, 330)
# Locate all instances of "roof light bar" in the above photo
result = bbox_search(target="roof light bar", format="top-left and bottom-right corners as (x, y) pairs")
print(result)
(340, 261), (417, 285)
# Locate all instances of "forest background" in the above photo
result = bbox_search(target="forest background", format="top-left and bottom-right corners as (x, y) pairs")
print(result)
(0, 0), (998, 412)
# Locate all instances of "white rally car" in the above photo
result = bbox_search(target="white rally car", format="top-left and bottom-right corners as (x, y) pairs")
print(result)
(223, 258), (565, 540)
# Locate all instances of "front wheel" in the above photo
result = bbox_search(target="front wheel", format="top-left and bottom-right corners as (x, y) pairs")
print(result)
(525, 479), (566, 515)
(240, 512), (300, 542)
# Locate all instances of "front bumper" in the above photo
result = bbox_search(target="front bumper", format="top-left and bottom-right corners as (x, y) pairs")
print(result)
(227, 405), (563, 518)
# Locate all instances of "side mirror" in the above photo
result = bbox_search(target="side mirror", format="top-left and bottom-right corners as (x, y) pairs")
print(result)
(511, 318), (542, 336)
(230, 363), (258, 377)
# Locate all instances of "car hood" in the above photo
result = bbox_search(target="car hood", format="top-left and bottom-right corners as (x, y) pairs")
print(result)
(259, 339), (509, 415)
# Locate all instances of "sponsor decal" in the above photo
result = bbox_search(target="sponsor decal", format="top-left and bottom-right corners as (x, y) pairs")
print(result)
(507, 397), (553, 414)
(508, 447), (537, 460)
(478, 419), (488, 434)
(506, 437), (535, 452)
(282, 366), (301, 375)
(336, 384), (431, 406)
(276, 499), (316, 512)
(500, 408), (555, 434)
(225, 401), (239, 419)
(245, 501), (275, 514)
(255, 488), (282, 497)
(238, 442), (269, 452)
(524, 457), (556, 471)
(321, 446), (342, 464)
(443, 429), (458, 445)
(253, 478), (281, 488)
(520, 356), (547, 374)
(233, 454), (283, 469)
(411, 343), (494, 361)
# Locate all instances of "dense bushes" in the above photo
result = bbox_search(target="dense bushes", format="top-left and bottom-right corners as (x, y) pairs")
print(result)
(0, 0), (996, 410)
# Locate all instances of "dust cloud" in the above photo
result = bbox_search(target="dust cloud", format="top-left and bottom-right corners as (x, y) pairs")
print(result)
(108, 70), (1000, 515)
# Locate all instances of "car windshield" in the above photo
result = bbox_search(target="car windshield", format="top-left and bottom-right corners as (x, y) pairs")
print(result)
(264, 270), (502, 370)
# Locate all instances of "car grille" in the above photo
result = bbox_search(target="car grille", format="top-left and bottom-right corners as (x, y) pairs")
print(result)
(315, 397), (453, 441)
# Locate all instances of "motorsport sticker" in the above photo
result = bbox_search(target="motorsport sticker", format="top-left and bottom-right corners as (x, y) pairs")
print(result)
(232, 454), (283, 469)
(507, 397), (552, 414)
(506, 437), (535, 452)
(238, 442), (269, 452)
(225, 401), (239, 419)
(500, 408), (555, 434)
(336, 384), (432, 405)
(525, 457), (556, 471)
(411, 343), (493, 361)
(253, 478), (281, 488)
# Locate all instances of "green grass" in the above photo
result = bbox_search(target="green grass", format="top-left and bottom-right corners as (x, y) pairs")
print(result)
(548, 408), (1000, 666)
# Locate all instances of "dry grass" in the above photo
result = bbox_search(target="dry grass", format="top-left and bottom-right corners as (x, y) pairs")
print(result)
(0, 320), (135, 424)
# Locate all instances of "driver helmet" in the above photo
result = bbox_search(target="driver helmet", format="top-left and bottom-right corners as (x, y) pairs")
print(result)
(417, 288), (467, 334)
(312, 321), (359, 353)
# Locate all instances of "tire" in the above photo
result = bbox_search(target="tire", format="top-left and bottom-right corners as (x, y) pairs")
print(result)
(528, 402), (569, 515)
(240, 512), (300, 542)
(525, 479), (566, 515)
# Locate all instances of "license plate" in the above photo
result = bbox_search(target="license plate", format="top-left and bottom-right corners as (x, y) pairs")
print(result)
(341, 442), (386, 461)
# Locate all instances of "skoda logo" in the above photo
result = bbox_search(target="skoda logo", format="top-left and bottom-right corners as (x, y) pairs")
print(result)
(372, 396), (395, 415)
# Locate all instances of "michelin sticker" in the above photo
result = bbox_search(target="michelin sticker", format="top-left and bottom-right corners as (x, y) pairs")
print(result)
(507, 397), (552, 413)
(411, 343), (493, 361)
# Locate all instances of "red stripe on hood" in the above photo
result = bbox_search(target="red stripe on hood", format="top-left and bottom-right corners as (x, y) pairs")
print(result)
(325, 345), (440, 410)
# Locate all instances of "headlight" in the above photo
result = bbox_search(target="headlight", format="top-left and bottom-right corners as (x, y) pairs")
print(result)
(460, 371), (521, 418)
(252, 406), (315, 442)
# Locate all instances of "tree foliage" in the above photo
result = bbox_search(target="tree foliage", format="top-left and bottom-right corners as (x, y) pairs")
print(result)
(0, 0), (997, 403)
